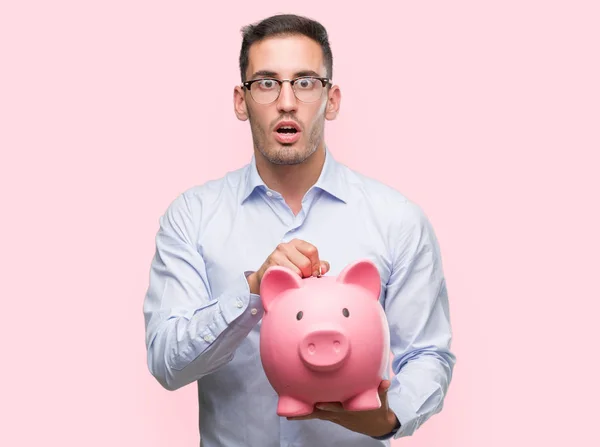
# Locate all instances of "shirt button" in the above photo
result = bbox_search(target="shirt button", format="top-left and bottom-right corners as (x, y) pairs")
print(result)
(266, 191), (273, 197)
(236, 300), (243, 308)
(250, 308), (258, 315)
(203, 335), (213, 342)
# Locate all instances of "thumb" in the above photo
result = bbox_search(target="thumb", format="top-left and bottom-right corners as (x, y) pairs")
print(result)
(378, 379), (392, 407)
(378, 379), (391, 395)
(319, 261), (330, 276)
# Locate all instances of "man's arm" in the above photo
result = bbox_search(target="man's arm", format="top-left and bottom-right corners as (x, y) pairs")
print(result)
(285, 201), (455, 439)
(143, 192), (261, 391)
(383, 201), (456, 438)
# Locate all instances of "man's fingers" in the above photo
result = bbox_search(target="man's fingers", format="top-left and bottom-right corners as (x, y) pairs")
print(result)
(269, 252), (303, 277)
(272, 239), (330, 279)
(275, 242), (312, 277)
(378, 379), (391, 393)
(379, 379), (392, 393)
(293, 240), (322, 277)
(378, 379), (391, 405)
(316, 402), (344, 412)
(287, 410), (332, 421)
(287, 412), (320, 421)
(284, 246), (314, 278)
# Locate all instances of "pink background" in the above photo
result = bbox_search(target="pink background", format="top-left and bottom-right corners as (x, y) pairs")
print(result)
(2, 1), (599, 445)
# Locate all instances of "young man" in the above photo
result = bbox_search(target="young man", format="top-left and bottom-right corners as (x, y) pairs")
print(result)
(143, 14), (455, 446)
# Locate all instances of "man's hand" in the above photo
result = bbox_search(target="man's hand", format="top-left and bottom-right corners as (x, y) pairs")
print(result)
(247, 238), (330, 295)
(287, 380), (399, 438)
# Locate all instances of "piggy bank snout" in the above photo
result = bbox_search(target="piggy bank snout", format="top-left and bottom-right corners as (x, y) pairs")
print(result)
(299, 329), (350, 372)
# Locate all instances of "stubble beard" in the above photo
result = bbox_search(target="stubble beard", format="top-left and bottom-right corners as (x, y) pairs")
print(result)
(248, 110), (324, 166)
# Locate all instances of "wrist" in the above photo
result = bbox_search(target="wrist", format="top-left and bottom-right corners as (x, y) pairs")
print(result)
(371, 410), (400, 439)
(246, 272), (259, 295)
(383, 409), (399, 434)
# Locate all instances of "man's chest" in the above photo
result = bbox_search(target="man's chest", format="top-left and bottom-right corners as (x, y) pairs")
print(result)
(197, 197), (395, 303)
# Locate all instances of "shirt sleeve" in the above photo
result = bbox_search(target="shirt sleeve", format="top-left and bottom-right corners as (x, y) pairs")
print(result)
(383, 201), (456, 438)
(143, 191), (263, 391)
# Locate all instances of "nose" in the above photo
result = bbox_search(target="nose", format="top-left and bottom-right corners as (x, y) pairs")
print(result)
(299, 329), (350, 372)
(276, 81), (298, 113)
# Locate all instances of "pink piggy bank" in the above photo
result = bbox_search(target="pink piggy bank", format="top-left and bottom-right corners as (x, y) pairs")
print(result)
(259, 258), (390, 417)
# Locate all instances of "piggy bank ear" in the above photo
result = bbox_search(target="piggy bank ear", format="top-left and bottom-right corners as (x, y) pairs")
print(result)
(259, 266), (302, 312)
(337, 259), (381, 300)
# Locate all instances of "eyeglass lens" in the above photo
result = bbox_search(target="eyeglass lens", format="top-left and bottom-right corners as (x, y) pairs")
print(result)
(249, 78), (325, 104)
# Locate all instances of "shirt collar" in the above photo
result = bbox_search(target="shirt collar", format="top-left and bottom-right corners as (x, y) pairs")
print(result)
(240, 146), (348, 204)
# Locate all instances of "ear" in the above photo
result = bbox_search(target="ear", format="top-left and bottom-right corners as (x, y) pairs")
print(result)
(260, 266), (303, 312)
(233, 85), (249, 121)
(336, 259), (381, 300)
(325, 84), (341, 120)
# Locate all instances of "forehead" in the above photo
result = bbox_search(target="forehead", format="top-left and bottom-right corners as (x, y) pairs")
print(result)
(247, 34), (325, 78)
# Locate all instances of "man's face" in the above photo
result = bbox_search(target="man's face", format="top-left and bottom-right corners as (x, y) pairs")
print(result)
(234, 34), (340, 165)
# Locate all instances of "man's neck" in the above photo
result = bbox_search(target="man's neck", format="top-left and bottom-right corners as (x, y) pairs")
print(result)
(255, 146), (326, 215)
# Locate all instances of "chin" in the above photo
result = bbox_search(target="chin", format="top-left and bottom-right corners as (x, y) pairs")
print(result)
(261, 143), (314, 166)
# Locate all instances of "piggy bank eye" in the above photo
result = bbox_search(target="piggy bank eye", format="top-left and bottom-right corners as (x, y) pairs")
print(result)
(342, 308), (350, 318)
(296, 311), (303, 320)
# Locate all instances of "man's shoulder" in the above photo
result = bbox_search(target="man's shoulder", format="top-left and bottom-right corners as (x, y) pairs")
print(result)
(164, 164), (249, 215)
(341, 163), (423, 219)
(186, 163), (248, 197)
(341, 164), (439, 253)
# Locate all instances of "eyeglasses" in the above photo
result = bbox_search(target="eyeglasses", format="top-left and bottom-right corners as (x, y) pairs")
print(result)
(242, 76), (331, 104)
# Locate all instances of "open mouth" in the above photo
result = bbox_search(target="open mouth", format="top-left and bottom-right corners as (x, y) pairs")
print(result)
(276, 127), (298, 134)
(274, 121), (302, 143)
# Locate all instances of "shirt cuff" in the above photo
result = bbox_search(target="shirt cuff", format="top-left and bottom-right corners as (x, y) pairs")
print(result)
(386, 391), (423, 438)
(219, 271), (263, 325)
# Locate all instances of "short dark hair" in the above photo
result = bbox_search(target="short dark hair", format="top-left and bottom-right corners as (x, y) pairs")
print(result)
(239, 14), (333, 82)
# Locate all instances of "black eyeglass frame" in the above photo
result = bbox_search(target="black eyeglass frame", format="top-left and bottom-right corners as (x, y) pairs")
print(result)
(241, 76), (332, 103)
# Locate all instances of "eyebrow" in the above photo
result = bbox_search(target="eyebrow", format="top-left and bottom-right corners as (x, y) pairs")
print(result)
(249, 69), (324, 80)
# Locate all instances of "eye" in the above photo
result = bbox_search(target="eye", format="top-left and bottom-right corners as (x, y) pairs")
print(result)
(296, 311), (303, 320)
(342, 308), (350, 318)
(257, 79), (277, 90)
(296, 77), (315, 89)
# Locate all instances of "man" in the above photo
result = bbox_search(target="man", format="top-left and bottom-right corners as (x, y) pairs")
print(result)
(143, 13), (455, 446)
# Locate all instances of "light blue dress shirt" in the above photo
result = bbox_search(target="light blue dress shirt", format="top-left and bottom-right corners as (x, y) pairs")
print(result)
(143, 147), (455, 446)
